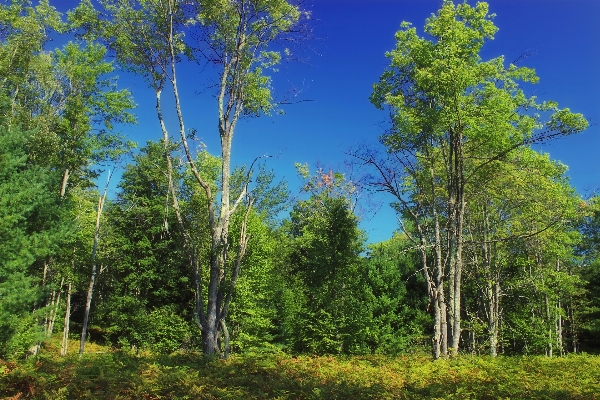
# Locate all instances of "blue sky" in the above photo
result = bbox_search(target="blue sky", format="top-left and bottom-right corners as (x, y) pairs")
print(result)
(55, 0), (600, 243)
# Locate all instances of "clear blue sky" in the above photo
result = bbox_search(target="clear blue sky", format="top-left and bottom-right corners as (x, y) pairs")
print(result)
(56, 0), (600, 243)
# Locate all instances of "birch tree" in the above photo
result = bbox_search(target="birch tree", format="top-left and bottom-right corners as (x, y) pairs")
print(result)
(189, 0), (302, 356)
(79, 171), (111, 356)
(72, 0), (304, 356)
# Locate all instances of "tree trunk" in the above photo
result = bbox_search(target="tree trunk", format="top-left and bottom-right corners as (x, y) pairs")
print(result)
(488, 277), (501, 357)
(545, 293), (553, 358)
(556, 300), (563, 356)
(79, 258), (97, 356)
(556, 260), (564, 356)
(44, 288), (55, 337)
(487, 281), (496, 357)
(449, 129), (465, 357)
(60, 168), (70, 198)
(61, 282), (72, 356)
(568, 302), (578, 353)
(203, 251), (221, 356)
(430, 159), (448, 359)
(47, 277), (64, 338)
(220, 319), (230, 359)
(440, 292), (448, 356)
(155, 84), (204, 350)
(79, 172), (110, 356)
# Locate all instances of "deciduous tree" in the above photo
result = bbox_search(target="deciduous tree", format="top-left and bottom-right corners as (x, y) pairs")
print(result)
(367, 1), (587, 358)
(72, 0), (305, 356)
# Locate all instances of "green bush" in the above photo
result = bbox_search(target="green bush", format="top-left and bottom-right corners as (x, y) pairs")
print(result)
(146, 306), (192, 354)
(98, 300), (192, 353)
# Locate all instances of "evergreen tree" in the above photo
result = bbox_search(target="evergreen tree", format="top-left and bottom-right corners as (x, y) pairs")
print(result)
(0, 118), (66, 358)
(279, 166), (369, 354)
(363, 234), (430, 354)
(575, 196), (600, 352)
(95, 141), (192, 352)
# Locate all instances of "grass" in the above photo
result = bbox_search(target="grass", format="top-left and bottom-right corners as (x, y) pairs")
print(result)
(1, 340), (599, 399)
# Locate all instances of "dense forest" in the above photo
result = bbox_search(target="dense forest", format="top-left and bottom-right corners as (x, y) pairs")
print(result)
(1, 0), (599, 370)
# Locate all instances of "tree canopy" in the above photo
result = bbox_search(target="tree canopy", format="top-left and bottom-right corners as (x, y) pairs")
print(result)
(0, 0), (597, 364)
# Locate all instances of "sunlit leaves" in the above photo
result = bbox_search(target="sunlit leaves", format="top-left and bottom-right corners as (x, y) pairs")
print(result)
(197, 0), (301, 119)
(370, 1), (589, 356)
(547, 108), (589, 136)
(372, 1), (588, 157)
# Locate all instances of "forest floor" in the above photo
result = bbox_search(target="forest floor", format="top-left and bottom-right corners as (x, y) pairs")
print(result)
(1, 340), (599, 399)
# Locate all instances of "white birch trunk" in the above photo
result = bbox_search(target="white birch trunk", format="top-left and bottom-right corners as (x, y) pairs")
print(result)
(79, 171), (110, 356)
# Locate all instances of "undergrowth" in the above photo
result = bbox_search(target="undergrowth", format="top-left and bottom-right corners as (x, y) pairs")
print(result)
(1, 340), (599, 399)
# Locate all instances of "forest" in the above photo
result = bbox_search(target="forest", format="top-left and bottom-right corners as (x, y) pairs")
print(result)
(1, 0), (600, 398)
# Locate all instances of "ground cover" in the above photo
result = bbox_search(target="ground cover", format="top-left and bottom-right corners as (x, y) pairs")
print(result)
(1, 341), (598, 399)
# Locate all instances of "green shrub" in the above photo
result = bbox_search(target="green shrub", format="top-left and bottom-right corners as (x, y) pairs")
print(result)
(146, 306), (192, 354)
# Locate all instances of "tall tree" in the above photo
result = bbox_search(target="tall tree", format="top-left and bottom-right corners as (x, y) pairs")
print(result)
(72, 0), (305, 356)
(0, 120), (65, 359)
(94, 141), (193, 352)
(367, 1), (588, 358)
(190, 0), (303, 356)
(463, 148), (582, 356)
(0, 0), (134, 357)
(79, 171), (111, 356)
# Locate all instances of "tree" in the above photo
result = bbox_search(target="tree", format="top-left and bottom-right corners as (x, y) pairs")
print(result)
(367, 1), (588, 358)
(0, 118), (65, 358)
(213, 161), (289, 354)
(72, 0), (305, 356)
(0, 0), (135, 358)
(2, 1), (135, 193)
(363, 233), (431, 354)
(190, 0), (304, 356)
(571, 196), (600, 352)
(79, 171), (111, 356)
(55, 186), (99, 356)
(462, 148), (583, 356)
(50, 41), (135, 194)
(93, 141), (193, 352)
(225, 209), (282, 353)
(279, 165), (369, 354)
